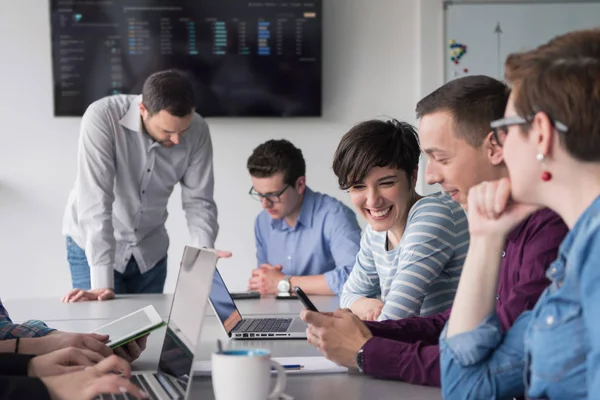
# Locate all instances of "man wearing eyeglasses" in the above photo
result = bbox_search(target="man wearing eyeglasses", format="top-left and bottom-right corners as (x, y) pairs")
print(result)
(246, 139), (361, 296)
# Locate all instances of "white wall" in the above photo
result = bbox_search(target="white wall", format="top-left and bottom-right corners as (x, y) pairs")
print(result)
(417, 0), (445, 195)
(0, 0), (444, 300)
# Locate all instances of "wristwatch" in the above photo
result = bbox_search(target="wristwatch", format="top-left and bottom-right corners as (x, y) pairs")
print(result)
(277, 275), (291, 294)
(356, 347), (365, 374)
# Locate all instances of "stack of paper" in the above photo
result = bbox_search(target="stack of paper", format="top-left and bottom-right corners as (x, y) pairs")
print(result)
(271, 357), (348, 374)
(194, 356), (347, 375)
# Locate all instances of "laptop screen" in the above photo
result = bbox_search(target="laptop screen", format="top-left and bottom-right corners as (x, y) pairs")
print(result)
(208, 268), (243, 335)
(157, 247), (216, 383)
(157, 324), (194, 379)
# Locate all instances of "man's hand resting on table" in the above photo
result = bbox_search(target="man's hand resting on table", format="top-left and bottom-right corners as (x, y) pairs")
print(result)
(60, 250), (231, 303)
(62, 288), (115, 303)
(248, 264), (284, 295)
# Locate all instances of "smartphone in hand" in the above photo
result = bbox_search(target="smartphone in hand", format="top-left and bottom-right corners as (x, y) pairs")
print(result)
(293, 286), (319, 312)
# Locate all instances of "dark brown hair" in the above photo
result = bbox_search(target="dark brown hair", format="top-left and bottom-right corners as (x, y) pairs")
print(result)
(415, 75), (510, 147)
(142, 70), (196, 117)
(332, 119), (420, 190)
(504, 28), (600, 161)
(247, 139), (306, 186)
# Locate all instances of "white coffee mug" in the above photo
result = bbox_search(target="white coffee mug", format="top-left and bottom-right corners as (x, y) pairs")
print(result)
(212, 348), (287, 400)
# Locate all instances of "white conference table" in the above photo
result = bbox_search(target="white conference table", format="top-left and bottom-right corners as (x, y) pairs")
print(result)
(4, 294), (342, 322)
(5, 295), (441, 399)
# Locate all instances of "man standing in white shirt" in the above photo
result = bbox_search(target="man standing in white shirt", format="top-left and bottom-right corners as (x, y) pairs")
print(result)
(62, 70), (227, 302)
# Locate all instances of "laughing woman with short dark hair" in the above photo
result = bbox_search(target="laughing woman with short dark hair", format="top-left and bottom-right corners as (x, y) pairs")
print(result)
(333, 119), (470, 321)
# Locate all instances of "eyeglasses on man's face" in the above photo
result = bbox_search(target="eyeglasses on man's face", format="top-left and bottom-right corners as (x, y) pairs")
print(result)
(490, 113), (568, 146)
(249, 184), (290, 204)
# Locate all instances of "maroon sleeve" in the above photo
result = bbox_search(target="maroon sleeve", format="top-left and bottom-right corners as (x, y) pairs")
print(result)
(362, 337), (442, 386)
(359, 210), (567, 387)
(364, 309), (450, 344)
(359, 310), (449, 386)
(496, 210), (568, 331)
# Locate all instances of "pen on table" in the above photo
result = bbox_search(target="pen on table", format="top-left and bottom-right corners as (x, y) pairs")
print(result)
(272, 364), (304, 371)
(282, 364), (303, 370)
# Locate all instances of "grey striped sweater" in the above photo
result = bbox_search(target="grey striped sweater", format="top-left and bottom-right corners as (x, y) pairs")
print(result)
(340, 192), (469, 320)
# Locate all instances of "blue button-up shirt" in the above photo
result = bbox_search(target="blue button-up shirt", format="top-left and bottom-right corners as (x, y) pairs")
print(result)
(439, 196), (600, 400)
(254, 187), (361, 294)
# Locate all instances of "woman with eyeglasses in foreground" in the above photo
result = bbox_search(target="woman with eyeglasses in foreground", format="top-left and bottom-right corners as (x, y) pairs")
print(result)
(440, 28), (600, 399)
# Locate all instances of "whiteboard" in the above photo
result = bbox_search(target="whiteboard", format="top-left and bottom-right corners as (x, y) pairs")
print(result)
(444, 1), (600, 81)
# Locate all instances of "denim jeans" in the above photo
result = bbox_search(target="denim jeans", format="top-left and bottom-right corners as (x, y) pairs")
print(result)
(66, 236), (167, 294)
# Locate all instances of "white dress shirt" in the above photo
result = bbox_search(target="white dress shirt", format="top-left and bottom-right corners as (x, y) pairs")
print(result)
(63, 95), (218, 289)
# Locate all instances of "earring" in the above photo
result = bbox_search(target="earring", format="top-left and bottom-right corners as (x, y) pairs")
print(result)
(536, 153), (552, 182)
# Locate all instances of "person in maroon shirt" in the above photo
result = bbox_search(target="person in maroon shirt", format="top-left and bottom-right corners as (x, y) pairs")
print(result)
(300, 75), (569, 386)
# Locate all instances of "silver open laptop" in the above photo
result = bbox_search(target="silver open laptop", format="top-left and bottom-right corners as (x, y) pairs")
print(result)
(98, 246), (217, 400)
(208, 267), (307, 339)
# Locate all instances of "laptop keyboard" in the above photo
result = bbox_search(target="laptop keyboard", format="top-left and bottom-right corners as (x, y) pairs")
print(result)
(132, 375), (160, 400)
(237, 318), (292, 333)
(96, 373), (183, 400)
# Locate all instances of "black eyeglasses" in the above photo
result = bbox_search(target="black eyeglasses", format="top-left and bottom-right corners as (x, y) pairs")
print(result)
(490, 113), (568, 146)
(249, 184), (290, 204)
